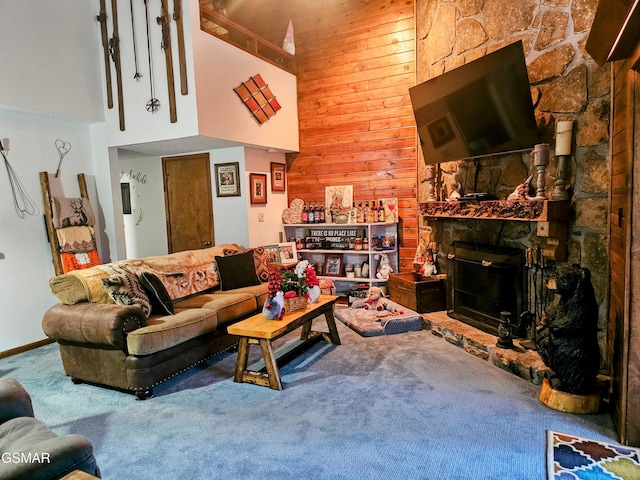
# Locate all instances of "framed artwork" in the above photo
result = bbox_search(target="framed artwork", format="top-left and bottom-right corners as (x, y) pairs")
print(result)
(214, 162), (241, 197)
(263, 244), (281, 263)
(263, 242), (298, 266)
(325, 185), (353, 214)
(270, 162), (286, 192)
(249, 173), (267, 204)
(323, 253), (343, 277)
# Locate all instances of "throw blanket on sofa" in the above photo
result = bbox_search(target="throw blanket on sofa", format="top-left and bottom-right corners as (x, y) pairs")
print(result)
(49, 244), (243, 305)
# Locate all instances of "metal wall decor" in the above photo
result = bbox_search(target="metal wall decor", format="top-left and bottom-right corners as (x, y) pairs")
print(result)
(234, 74), (282, 124)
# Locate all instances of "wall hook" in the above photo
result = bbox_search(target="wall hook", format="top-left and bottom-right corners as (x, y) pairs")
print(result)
(55, 139), (71, 177)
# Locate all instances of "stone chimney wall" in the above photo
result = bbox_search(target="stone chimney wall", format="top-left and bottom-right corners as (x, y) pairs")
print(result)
(416, 0), (610, 348)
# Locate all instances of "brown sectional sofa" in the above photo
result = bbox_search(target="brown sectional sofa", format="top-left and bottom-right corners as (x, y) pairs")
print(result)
(42, 244), (269, 399)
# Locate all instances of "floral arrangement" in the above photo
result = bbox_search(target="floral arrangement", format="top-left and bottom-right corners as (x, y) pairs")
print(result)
(267, 260), (319, 299)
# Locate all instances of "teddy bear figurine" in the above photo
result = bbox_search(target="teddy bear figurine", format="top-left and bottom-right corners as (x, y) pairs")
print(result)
(351, 286), (387, 311)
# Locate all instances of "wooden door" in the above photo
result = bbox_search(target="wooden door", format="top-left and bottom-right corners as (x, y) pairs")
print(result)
(609, 56), (640, 446)
(162, 153), (215, 253)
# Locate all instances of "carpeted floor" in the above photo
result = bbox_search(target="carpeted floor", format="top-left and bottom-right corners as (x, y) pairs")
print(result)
(0, 320), (617, 480)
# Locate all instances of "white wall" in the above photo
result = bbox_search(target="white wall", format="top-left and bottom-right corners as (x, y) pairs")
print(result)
(0, 111), (100, 353)
(245, 148), (289, 247)
(120, 156), (169, 258)
(102, 0), (299, 152)
(191, 0), (299, 152)
(0, 1), (103, 121)
(118, 146), (288, 254)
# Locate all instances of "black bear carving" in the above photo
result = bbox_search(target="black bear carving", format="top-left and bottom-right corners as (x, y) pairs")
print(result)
(536, 264), (600, 394)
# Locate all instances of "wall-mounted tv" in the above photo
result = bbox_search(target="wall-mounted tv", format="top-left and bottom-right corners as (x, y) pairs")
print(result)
(409, 41), (539, 165)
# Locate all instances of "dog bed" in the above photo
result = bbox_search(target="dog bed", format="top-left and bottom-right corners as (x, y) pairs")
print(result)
(334, 303), (422, 337)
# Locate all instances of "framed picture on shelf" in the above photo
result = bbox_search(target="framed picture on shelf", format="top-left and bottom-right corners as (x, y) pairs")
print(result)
(323, 253), (343, 277)
(214, 162), (241, 197)
(270, 162), (286, 192)
(249, 173), (267, 204)
(278, 242), (297, 265)
(263, 245), (281, 263)
(263, 242), (298, 266)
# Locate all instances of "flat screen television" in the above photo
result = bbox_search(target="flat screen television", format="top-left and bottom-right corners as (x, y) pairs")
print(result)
(409, 41), (539, 165)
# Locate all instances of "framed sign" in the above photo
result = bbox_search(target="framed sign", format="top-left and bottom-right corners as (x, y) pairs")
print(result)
(249, 173), (267, 204)
(270, 162), (286, 192)
(215, 162), (241, 197)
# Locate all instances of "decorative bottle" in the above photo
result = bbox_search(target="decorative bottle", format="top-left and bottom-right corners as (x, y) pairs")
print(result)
(357, 202), (365, 223)
(377, 200), (385, 222)
(348, 202), (358, 224)
(308, 202), (315, 223)
(302, 203), (309, 223)
(365, 201), (376, 223)
(319, 202), (325, 223)
(314, 202), (320, 223)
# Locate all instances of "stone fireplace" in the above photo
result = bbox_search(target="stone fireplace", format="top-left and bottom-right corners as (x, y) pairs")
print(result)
(415, 0), (610, 369)
(447, 241), (527, 338)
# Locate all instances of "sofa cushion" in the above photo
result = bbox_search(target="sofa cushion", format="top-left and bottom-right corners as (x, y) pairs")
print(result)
(216, 283), (269, 309)
(215, 251), (261, 291)
(140, 272), (174, 316)
(174, 292), (257, 326)
(101, 272), (151, 318)
(126, 309), (218, 356)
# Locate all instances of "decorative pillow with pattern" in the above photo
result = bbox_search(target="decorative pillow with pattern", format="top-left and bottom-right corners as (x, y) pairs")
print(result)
(139, 272), (174, 316)
(252, 246), (271, 282)
(101, 272), (151, 318)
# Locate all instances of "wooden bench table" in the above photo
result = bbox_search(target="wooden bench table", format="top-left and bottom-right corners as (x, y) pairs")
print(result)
(227, 295), (340, 390)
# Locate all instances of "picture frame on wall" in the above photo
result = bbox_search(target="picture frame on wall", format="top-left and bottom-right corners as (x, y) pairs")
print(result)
(249, 173), (267, 204)
(323, 253), (343, 277)
(270, 162), (286, 192)
(214, 162), (241, 197)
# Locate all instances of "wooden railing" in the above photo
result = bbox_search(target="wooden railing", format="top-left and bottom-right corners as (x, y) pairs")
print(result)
(200, 5), (296, 74)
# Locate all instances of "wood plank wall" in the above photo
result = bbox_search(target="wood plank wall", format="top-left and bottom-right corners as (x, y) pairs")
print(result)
(227, 0), (418, 271)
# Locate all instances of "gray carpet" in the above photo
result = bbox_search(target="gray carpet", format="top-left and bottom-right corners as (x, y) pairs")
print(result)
(0, 320), (615, 479)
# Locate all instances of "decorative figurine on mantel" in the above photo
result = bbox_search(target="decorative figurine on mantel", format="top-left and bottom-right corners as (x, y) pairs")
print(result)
(507, 175), (535, 201)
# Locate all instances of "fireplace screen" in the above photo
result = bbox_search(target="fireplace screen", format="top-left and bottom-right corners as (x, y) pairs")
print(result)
(447, 241), (527, 337)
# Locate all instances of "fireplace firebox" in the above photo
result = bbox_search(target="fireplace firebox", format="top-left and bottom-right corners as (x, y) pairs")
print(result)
(447, 241), (527, 337)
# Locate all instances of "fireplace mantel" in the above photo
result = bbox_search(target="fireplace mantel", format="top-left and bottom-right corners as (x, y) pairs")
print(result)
(419, 199), (570, 261)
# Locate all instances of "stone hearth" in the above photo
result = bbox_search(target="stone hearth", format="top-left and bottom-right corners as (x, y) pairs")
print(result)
(422, 310), (549, 385)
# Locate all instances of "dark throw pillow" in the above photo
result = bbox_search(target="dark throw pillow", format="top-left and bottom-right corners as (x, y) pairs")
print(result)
(101, 272), (151, 318)
(215, 250), (262, 291)
(139, 272), (174, 316)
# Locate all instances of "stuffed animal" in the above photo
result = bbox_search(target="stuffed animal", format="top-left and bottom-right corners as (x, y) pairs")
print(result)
(536, 264), (600, 394)
(351, 286), (387, 311)
(376, 254), (393, 279)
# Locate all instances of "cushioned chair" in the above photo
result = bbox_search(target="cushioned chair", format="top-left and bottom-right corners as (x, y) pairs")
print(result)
(0, 378), (100, 480)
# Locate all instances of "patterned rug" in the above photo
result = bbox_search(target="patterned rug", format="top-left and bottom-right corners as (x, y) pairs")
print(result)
(547, 430), (640, 479)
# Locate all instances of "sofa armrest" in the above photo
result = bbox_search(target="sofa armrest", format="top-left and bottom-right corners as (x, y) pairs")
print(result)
(42, 303), (146, 351)
(0, 378), (34, 424)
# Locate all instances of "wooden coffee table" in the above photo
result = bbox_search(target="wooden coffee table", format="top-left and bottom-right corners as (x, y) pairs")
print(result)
(227, 295), (340, 390)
